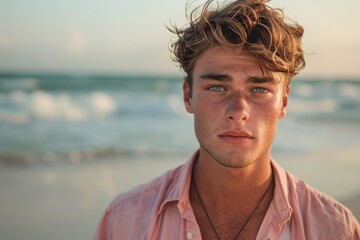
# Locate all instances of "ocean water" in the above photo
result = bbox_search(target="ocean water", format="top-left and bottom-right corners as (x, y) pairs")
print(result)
(0, 73), (360, 166)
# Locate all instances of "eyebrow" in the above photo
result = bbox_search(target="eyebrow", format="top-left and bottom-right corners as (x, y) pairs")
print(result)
(199, 73), (273, 84)
(247, 76), (273, 84)
(199, 73), (231, 82)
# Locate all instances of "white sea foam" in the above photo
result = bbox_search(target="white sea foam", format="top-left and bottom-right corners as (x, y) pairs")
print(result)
(167, 94), (190, 117)
(26, 91), (116, 122)
(31, 90), (60, 120)
(91, 92), (116, 118)
(31, 91), (89, 122)
(58, 94), (88, 122)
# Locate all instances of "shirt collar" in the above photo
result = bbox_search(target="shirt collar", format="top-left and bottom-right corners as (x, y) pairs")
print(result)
(156, 151), (293, 224)
(156, 150), (199, 216)
(270, 159), (293, 223)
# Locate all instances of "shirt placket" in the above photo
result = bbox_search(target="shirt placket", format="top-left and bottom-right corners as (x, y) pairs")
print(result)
(182, 209), (201, 240)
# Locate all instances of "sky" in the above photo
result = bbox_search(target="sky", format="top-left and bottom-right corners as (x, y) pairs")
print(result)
(0, 0), (359, 78)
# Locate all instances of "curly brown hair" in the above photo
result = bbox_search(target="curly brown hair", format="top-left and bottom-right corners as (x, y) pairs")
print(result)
(169, 0), (305, 87)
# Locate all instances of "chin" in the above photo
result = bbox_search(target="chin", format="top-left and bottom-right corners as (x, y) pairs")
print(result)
(214, 153), (256, 169)
(222, 160), (254, 169)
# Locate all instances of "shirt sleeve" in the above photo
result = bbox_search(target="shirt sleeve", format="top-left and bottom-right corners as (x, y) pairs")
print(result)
(94, 208), (112, 240)
(350, 213), (360, 240)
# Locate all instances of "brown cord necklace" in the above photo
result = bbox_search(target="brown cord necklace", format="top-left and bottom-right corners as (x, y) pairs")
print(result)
(192, 168), (274, 240)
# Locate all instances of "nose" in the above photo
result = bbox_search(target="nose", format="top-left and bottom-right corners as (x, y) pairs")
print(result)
(225, 91), (249, 123)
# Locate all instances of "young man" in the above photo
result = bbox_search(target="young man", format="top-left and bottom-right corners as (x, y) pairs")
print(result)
(95, 0), (360, 239)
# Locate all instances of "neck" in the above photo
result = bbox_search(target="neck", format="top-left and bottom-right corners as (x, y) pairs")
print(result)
(193, 150), (273, 209)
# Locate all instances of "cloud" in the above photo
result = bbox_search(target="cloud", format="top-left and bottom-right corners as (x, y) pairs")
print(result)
(68, 30), (87, 55)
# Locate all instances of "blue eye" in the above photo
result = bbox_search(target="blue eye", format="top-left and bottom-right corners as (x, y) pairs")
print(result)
(252, 87), (268, 93)
(208, 86), (225, 92)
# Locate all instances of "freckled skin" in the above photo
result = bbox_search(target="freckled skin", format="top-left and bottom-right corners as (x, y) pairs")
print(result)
(184, 47), (288, 169)
(185, 47), (287, 240)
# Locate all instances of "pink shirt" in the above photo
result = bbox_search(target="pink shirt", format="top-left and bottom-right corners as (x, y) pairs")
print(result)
(94, 152), (360, 240)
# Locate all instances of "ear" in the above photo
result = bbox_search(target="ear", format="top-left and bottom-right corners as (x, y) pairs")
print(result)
(183, 81), (193, 113)
(279, 85), (290, 119)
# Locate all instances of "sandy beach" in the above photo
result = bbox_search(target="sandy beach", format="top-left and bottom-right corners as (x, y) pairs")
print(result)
(0, 144), (359, 240)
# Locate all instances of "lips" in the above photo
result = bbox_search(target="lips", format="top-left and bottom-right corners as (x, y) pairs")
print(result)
(218, 130), (253, 144)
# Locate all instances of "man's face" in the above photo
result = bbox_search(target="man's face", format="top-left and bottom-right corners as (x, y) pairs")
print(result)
(183, 47), (289, 168)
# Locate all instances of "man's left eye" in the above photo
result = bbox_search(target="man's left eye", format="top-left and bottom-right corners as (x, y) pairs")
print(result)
(252, 87), (268, 93)
(208, 86), (225, 92)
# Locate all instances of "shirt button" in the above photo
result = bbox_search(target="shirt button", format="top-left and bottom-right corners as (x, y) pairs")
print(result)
(186, 232), (193, 239)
